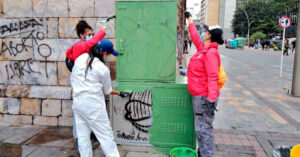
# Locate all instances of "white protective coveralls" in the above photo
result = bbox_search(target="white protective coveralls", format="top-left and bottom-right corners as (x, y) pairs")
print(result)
(71, 53), (120, 157)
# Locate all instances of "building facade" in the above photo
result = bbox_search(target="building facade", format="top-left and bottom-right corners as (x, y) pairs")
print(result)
(198, 0), (253, 39)
(198, 0), (234, 39)
(219, 0), (237, 39)
(199, 0), (220, 27)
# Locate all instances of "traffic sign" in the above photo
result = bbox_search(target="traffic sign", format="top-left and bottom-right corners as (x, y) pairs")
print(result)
(278, 16), (291, 78)
(279, 17), (291, 28)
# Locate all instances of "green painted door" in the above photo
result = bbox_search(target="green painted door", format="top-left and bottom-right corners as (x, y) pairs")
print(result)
(116, 1), (177, 82)
(150, 85), (196, 152)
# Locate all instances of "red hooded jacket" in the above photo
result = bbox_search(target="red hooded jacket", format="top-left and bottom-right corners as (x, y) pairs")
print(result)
(187, 23), (220, 102)
(66, 30), (106, 61)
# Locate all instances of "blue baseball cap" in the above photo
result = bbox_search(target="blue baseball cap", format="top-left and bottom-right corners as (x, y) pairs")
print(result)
(97, 39), (119, 56)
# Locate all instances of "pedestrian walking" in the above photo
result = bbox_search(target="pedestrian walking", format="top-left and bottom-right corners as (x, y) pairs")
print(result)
(261, 39), (265, 50)
(185, 11), (223, 157)
(189, 38), (193, 48)
(71, 40), (130, 157)
(255, 39), (259, 49)
(283, 39), (289, 56)
(292, 40), (296, 54)
(184, 37), (188, 52)
(265, 39), (270, 51)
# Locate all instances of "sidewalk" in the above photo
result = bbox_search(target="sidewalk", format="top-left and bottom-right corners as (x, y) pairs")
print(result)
(1, 45), (300, 157)
(1, 124), (300, 157)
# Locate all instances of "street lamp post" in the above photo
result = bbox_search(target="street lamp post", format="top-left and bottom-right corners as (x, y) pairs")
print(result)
(248, 21), (255, 46)
(242, 9), (254, 47)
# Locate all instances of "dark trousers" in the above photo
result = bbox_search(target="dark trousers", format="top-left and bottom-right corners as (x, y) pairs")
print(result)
(192, 96), (215, 157)
(184, 43), (188, 51)
(283, 47), (289, 56)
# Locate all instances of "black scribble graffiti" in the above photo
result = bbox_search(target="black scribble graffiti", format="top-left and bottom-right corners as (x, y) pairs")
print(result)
(5, 59), (41, 80)
(116, 130), (148, 141)
(1, 30), (52, 78)
(124, 90), (152, 133)
(0, 18), (44, 36)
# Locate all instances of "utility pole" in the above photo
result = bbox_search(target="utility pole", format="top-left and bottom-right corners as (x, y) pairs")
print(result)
(291, 0), (300, 96)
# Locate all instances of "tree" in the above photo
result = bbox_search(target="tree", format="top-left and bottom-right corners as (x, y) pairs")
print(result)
(232, 0), (298, 38)
(250, 31), (267, 39)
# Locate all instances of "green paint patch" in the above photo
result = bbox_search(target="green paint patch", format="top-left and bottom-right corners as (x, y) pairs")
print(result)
(116, 1), (177, 82)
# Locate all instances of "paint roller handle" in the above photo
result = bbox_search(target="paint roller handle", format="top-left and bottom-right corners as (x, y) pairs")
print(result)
(107, 15), (116, 22)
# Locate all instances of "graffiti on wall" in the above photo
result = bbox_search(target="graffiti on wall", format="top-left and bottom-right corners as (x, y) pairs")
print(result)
(124, 90), (152, 133)
(112, 90), (152, 144)
(116, 129), (148, 142)
(0, 18), (72, 85)
(0, 18), (45, 38)
(4, 59), (41, 80)
(1, 29), (52, 78)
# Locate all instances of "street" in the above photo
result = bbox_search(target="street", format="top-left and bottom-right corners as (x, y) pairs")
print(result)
(215, 46), (299, 133)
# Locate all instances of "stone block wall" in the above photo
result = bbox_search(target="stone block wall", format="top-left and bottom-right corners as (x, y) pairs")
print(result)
(0, 0), (185, 127)
(0, 0), (116, 127)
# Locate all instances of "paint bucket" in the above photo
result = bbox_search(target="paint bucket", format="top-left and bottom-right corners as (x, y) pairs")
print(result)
(169, 147), (197, 157)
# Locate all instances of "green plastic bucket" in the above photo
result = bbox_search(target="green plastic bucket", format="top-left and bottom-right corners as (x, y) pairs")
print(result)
(169, 147), (197, 157)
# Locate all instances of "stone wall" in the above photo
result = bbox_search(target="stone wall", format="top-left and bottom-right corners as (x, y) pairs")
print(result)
(0, 0), (116, 127)
(0, 0), (185, 127)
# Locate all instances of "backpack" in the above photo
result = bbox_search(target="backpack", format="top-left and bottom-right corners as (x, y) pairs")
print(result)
(65, 57), (74, 72)
(205, 47), (227, 89)
(218, 65), (226, 89)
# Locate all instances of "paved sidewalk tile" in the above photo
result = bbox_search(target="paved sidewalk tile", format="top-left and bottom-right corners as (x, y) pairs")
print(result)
(0, 125), (44, 144)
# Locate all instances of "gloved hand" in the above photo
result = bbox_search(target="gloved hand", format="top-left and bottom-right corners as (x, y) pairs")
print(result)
(119, 91), (131, 98)
(204, 98), (218, 116)
(184, 11), (192, 19)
